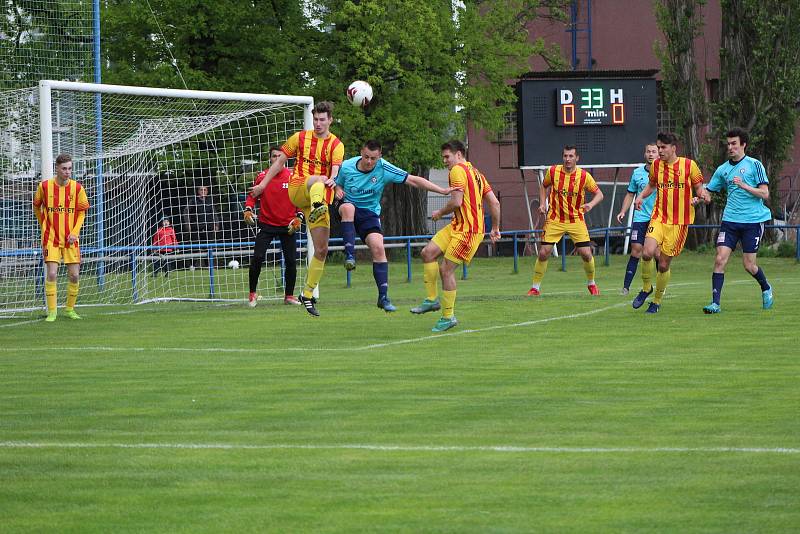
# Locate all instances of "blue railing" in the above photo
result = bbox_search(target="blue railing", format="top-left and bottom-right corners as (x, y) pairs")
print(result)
(4, 225), (798, 299)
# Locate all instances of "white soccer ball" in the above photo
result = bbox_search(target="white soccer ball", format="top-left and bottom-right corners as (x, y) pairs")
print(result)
(228, 260), (240, 269)
(347, 80), (373, 107)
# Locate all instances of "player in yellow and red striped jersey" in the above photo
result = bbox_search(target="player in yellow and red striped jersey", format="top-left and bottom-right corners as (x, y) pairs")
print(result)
(249, 101), (344, 316)
(527, 145), (604, 297)
(411, 140), (501, 332)
(32, 153), (90, 322)
(631, 131), (710, 313)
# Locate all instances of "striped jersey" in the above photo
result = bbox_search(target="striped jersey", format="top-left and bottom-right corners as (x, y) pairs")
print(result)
(281, 130), (345, 189)
(449, 162), (492, 234)
(649, 157), (703, 225)
(33, 178), (90, 248)
(544, 165), (599, 223)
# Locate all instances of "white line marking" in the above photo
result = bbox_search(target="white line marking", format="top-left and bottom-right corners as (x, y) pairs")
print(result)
(0, 318), (42, 328)
(0, 303), (629, 353)
(0, 441), (796, 454)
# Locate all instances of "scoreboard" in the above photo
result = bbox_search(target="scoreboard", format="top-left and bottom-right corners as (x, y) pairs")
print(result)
(516, 76), (657, 166)
(556, 87), (626, 126)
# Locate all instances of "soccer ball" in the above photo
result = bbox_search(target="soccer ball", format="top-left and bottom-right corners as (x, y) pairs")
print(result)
(228, 260), (240, 269)
(347, 80), (373, 107)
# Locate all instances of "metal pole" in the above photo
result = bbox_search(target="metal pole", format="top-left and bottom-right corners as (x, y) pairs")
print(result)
(93, 0), (106, 289)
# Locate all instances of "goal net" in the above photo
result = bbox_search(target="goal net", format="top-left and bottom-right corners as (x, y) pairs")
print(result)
(1, 80), (313, 317)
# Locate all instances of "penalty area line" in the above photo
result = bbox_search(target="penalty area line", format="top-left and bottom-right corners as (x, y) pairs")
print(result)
(0, 441), (797, 455)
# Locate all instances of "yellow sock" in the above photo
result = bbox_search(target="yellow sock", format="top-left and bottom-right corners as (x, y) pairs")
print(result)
(303, 256), (325, 298)
(582, 256), (596, 283)
(641, 258), (654, 292)
(532, 258), (548, 287)
(65, 281), (79, 310)
(45, 280), (57, 313)
(653, 269), (671, 304)
(309, 181), (326, 205)
(441, 289), (456, 318)
(423, 261), (439, 301)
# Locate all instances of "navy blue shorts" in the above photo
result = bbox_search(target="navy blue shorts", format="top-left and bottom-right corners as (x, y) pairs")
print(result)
(354, 207), (382, 242)
(629, 221), (649, 246)
(716, 221), (765, 253)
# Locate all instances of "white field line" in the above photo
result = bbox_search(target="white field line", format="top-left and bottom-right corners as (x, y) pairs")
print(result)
(0, 318), (43, 328)
(0, 440), (796, 454)
(0, 302), (630, 353)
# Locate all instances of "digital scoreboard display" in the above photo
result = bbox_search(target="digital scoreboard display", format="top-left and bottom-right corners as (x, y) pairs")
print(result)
(556, 87), (625, 126)
(516, 76), (657, 166)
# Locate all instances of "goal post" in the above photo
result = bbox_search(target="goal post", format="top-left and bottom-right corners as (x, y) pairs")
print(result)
(1, 81), (315, 317)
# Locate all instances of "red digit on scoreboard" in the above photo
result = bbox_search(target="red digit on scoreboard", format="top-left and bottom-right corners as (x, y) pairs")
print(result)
(612, 103), (624, 124)
(562, 104), (575, 125)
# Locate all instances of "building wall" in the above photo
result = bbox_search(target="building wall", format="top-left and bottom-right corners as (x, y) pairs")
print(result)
(467, 0), (797, 231)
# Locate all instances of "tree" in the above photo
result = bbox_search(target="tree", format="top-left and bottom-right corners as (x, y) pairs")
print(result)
(309, 0), (567, 235)
(711, 0), (800, 217)
(653, 0), (707, 160)
(101, 0), (314, 94)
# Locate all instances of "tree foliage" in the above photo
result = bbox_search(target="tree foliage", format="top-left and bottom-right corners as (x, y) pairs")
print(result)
(99, 0), (567, 234)
(653, 0), (707, 160)
(101, 0), (314, 94)
(656, 0), (800, 222)
(711, 0), (800, 215)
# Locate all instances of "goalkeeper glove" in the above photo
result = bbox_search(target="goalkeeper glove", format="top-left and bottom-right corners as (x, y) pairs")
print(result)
(243, 208), (256, 226)
(287, 214), (302, 235)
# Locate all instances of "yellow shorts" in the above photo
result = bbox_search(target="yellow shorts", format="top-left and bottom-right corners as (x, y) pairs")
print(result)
(43, 244), (81, 264)
(288, 181), (334, 230)
(542, 220), (591, 245)
(645, 220), (689, 257)
(432, 225), (483, 265)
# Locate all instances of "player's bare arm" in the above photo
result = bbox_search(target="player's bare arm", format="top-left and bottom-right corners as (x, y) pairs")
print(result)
(635, 184), (654, 211)
(733, 177), (770, 200)
(485, 190), (501, 242)
(581, 188), (604, 212)
(691, 181), (711, 205)
(431, 190), (464, 221)
(616, 192), (636, 223)
(250, 152), (288, 197)
(405, 174), (457, 195)
(538, 181), (549, 214)
(324, 165), (341, 188)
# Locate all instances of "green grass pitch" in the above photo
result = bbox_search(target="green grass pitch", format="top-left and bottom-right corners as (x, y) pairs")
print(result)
(1, 253), (799, 532)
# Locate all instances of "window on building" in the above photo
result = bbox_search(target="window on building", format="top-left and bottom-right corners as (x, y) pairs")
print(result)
(496, 111), (517, 144)
(656, 82), (677, 133)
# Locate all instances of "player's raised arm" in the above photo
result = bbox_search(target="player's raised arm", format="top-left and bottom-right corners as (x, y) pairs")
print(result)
(250, 151), (288, 197)
(405, 174), (456, 195)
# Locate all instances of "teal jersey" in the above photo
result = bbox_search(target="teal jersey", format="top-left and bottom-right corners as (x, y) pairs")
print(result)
(336, 156), (408, 215)
(627, 165), (654, 222)
(706, 156), (771, 223)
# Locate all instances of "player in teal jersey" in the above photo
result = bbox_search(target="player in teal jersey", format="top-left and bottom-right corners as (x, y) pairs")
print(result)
(616, 143), (659, 295)
(703, 127), (773, 313)
(334, 140), (455, 312)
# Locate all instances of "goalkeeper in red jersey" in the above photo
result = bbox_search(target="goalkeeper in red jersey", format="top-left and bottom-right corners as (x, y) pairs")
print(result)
(244, 147), (303, 307)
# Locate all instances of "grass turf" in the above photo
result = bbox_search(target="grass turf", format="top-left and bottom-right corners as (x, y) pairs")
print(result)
(1, 252), (798, 532)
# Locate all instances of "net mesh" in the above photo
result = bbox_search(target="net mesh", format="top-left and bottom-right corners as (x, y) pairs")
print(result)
(1, 84), (309, 317)
(0, 0), (94, 89)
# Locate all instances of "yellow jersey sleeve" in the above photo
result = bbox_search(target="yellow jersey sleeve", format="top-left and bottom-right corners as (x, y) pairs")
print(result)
(331, 139), (344, 167)
(689, 159), (703, 185)
(584, 171), (599, 193)
(281, 132), (301, 158)
(448, 165), (468, 190)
